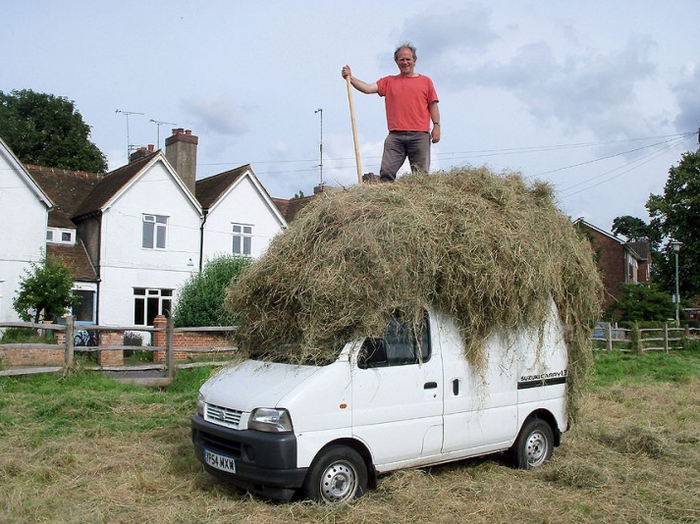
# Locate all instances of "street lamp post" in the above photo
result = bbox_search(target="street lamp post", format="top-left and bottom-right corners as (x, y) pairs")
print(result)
(671, 240), (683, 326)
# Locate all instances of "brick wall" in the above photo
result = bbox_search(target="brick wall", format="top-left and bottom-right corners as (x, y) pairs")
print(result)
(0, 347), (63, 367)
(152, 315), (235, 363)
(1, 317), (235, 367)
(585, 227), (625, 309)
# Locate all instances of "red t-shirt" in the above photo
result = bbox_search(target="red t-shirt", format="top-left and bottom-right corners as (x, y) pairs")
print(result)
(376, 74), (438, 132)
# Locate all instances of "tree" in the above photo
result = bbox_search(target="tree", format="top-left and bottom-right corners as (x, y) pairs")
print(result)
(607, 282), (675, 322)
(611, 215), (660, 245)
(610, 215), (665, 281)
(646, 150), (700, 300)
(0, 89), (107, 173)
(13, 254), (76, 323)
(172, 255), (253, 327)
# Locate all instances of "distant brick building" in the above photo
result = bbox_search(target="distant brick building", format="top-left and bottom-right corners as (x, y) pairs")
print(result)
(574, 219), (651, 309)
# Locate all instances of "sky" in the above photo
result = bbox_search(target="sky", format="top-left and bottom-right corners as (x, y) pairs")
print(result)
(3, 0), (699, 232)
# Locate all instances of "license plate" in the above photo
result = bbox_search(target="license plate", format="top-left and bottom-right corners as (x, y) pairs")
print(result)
(204, 449), (236, 473)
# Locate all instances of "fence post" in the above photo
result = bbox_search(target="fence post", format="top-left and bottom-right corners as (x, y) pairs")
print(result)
(606, 322), (613, 351)
(65, 315), (75, 369)
(632, 323), (642, 355)
(166, 316), (175, 380)
(663, 323), (669, 353)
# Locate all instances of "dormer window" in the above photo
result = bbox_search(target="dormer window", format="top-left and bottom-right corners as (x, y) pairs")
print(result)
(47, 227), (75, 245)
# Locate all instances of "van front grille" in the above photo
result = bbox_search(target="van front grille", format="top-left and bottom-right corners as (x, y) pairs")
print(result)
(205, 403), (243, 429)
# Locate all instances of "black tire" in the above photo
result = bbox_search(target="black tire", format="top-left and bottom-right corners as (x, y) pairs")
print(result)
(303, 445), (368, 503)
(513, 418), (554, 469)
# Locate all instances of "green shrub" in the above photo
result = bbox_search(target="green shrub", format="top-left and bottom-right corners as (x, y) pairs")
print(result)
(0, 327), (55, 344)
(173, 255), (252, 328)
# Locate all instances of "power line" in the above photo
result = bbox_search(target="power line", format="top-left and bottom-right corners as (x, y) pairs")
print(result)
(559, 137), (688, 198)
(197, 132), (694, 170)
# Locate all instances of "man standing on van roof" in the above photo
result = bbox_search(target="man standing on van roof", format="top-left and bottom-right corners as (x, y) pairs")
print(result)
(342, 43), (440, 183)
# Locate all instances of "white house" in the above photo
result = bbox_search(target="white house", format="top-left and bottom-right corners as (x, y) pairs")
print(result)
(8, 128), (289, 329)
(71, 151), (203, 327)
(0, 137), (53, 324)
(196, 164), (287, 266)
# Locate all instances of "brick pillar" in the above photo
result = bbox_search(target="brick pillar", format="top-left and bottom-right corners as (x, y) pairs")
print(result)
(98, 331), (124, 366)
(153, 315), (168, 363)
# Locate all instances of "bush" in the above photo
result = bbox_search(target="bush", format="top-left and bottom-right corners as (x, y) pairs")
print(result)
(173, 255), (252, 328)
(0, 327), (54, 344)
(607, 282), (675, 322)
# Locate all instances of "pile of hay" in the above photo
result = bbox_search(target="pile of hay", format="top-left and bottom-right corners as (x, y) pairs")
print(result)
(226, 167), (603, 421)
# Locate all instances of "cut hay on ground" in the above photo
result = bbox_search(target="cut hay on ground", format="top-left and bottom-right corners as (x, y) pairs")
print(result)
(226, 167), (603, 421)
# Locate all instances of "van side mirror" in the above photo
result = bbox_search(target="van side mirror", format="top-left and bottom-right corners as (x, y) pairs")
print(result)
(359, 337), (388, 368)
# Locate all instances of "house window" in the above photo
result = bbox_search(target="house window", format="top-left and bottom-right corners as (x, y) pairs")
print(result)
(72, 289), (96, 323)
(142, 214), (168, 249)
(46, 227), (75, 245)
(232, 224), (252, 255)
(133, 288), (173, 326)
(624, 253), (639, 283)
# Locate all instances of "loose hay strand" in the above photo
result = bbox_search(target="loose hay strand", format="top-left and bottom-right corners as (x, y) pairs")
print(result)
(226, 167), (603, 422)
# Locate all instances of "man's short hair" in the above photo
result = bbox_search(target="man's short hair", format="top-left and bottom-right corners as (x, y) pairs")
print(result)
(394, 42), (417, 61)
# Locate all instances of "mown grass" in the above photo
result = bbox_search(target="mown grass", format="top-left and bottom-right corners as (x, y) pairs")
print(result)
(1, 349), (699, 524)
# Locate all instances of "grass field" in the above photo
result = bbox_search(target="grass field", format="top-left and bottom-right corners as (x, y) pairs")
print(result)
(1, 347), (699, 523)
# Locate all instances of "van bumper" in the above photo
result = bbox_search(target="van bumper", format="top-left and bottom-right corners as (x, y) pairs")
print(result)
(191, 414), (307, 501)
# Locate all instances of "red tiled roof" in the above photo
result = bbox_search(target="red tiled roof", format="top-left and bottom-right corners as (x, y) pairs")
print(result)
(73, 152), (159, 220)
(271, 195), (316, 223)
(47, 242), (97, 282)
(25, 165), (102, 228)
(196, 164), (250, 209)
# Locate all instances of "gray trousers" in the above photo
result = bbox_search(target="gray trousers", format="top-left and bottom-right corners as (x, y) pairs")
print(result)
(379, 131), (431, 182)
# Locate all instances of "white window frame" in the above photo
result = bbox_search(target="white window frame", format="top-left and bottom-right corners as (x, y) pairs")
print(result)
(142, 214), (168, 250)
(46, 227), (76, 245)
(133, 287), (173, 326)
(232, 223), (253, 256)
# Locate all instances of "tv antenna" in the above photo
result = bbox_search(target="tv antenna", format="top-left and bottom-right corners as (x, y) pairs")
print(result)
(150, 119), (177, 149)
(315, 108), (323, 185)
(115, 110), (145, 159)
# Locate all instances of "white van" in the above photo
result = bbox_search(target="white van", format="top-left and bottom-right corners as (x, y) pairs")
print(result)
(192, 302), (569, 503)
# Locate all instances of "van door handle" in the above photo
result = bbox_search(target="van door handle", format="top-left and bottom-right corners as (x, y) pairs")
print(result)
(424, 381), (438, 390)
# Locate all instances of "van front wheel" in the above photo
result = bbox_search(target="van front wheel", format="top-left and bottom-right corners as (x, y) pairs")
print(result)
(513, 418), (553, 469)
(303, 445), (368, 503)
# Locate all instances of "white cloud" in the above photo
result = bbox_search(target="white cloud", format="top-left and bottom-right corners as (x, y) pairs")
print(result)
(181, 95), (253, 136)
(457, 35), (658, 140)
(672, 63), (700, 133)
(397, 2), (499, 63)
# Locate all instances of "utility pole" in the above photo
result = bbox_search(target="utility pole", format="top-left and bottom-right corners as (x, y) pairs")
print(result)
(150, 119), (177, 149)
(315, 109), (323, 185)
(115, 110), (145, 159)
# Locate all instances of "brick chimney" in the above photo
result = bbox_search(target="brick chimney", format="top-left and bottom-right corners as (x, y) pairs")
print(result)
(129, 144), (155, 163)
(165, 128), (198, 194)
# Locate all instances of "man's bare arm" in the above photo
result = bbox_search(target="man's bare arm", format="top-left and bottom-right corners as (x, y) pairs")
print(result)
(342, 65), (378, 94)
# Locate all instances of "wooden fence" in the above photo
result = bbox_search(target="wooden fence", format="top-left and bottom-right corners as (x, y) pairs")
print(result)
(590, 322), (700, 353)
(0, 315), (237, 381)
(3, 317), (697, 379)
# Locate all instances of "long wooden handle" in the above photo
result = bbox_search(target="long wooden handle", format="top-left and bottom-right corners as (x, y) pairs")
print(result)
(346, 76), (363, 184)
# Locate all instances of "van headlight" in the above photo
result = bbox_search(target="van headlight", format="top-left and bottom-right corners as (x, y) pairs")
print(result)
(248, 408), (293, 433)
(196, 392), (205, 416)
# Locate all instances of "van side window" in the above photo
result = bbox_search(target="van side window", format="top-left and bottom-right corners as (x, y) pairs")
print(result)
(359, 311), (430, 368)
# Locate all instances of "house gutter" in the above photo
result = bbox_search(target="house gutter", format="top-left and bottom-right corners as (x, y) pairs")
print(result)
(198, 209), (208, 272)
